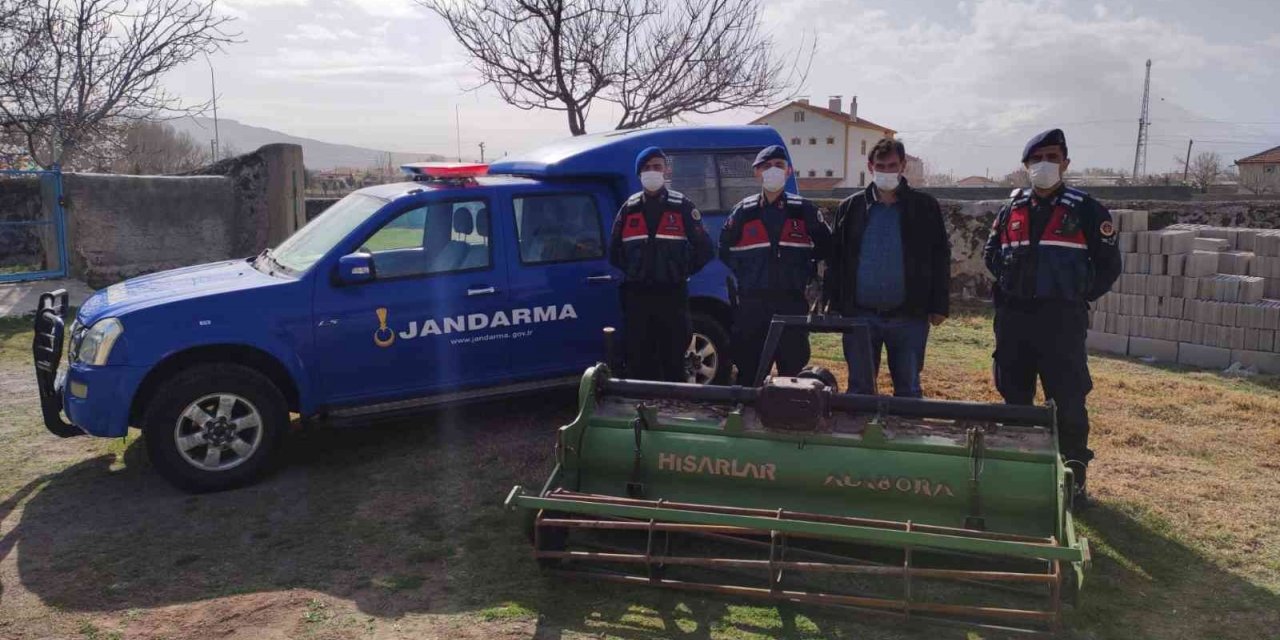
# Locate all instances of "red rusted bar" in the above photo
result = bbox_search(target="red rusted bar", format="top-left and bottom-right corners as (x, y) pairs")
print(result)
(534, 550), (1059, 584)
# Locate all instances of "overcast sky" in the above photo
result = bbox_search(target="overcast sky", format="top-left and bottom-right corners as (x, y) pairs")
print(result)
(164, 0), (1280, 177)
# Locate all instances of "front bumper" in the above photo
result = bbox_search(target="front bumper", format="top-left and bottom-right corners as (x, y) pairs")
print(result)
(32, 291), (143, 439)
(32, 290), (83, 438)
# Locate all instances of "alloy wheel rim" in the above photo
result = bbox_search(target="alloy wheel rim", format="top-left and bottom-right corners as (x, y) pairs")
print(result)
(685, 333), (719, 385)
(173, 393), (264, 472)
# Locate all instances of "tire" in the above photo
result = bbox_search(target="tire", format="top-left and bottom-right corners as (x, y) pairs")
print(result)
(687, 312), (732, 386)
(142, 363), (287, 493)
(797, 365), (840, 393)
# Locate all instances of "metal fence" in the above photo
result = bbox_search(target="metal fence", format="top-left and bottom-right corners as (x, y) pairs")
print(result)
(0, 167), (68, 282)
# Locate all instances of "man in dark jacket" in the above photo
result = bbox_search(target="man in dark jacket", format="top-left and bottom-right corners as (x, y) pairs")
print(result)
(719, 145), (832, 385)
(826, 138), (950, 397)
(983, 129), (1121, 507)
(609, 146), (715, 381)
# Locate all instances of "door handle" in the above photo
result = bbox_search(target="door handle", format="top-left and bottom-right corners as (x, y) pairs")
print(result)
(585, 274), (615, 283)
(467, 286), (497, 296)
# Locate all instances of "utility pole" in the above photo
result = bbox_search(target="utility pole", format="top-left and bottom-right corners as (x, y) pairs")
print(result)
(1183, 139), (1193, 183)
(203, 53), (220, 160)
(478, 142), (486, 163)
(1131, 59), (1152, 179)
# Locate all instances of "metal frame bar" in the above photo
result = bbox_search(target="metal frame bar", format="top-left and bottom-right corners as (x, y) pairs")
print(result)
(751, 314), (876, 388)
(511, 489), (1087, 563)
(533, 506), (1066, 633)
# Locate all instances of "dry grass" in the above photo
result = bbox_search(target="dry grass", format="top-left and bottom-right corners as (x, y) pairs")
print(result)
(0, 304), (1277, 639)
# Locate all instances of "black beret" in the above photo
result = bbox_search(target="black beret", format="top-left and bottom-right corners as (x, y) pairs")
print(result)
(753, 144), (789, 167)
(1022, 129), (1068, 162)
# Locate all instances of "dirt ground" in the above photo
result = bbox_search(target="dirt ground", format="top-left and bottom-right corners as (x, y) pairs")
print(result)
(0, 307), (1278, 640)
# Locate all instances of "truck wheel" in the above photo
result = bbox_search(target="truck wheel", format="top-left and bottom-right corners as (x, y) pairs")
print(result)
(142, 363), (287, 493)
(687, 313), (731, 386)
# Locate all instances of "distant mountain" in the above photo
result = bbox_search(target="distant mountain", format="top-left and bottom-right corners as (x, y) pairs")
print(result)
(168, 116), (446, 170)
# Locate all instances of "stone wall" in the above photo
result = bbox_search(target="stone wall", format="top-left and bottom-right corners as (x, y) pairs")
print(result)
(808, 185), (1199, 201)
(22, 143), (307, 288)
(811, 197), (1280, 300)
(63, 174), (237, 287)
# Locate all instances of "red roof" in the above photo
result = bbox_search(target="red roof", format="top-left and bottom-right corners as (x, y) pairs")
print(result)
(1237, 145), (1280, 164)
(751, 101), (896, 135)
(956, 176), (999, 187)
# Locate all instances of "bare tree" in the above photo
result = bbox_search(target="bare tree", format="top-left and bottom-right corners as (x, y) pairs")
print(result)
(1187, 151), (1223, 193)
(0, 0), (236, 169)
(105, 120), (208, 174)
(421, 0), (812, 135)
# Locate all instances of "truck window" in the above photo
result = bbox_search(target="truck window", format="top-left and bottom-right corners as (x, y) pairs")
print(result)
(272, 192), (383, 272)
(364, 199), (491, 278)
(668, 151), (761, 213)
(513, 194), (605, 264)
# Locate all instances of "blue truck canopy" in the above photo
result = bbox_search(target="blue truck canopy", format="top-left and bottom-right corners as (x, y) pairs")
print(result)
(488, 125), (786, 180)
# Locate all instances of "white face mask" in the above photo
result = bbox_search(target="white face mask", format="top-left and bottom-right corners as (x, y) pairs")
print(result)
(1027, 161), (1061, 190)
(872, 171), (900, 191)
(639, 170), (666, 192)
(761, 166), (787, 193)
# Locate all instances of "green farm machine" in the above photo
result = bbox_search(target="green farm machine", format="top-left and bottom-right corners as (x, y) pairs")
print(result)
(506, 317), (1090, 634)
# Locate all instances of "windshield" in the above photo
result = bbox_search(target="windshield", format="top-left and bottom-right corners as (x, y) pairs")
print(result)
(271, 193), (386, 272)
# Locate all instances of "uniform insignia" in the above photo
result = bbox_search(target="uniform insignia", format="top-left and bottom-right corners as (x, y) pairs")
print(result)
(1059, 213), (1079, 235)
(691, 209), (701, 221)
(1100, 220), (1115, 237)
(1011, 220), (1022, 231)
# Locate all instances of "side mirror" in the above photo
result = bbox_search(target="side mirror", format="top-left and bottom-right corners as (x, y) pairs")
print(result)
(336, 252), (375, 285)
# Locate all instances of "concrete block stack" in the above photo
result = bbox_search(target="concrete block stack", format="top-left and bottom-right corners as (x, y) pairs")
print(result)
(1086, 213), (1280, 374)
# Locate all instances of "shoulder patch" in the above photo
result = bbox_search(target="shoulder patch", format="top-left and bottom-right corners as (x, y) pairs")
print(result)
(1100, 220), (1115, 237)
(738, 194), (760, 208)
(691, 208), (701, 221)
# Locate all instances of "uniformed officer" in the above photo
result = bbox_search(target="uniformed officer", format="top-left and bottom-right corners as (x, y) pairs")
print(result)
(719, 145), (832, 385)
(983, 129), (1122, 507)
(609, 146), (715, 382)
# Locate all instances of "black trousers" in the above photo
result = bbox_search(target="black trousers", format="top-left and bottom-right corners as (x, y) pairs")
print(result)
(621, 286), (691, 382)
(993, 301), (1095, 472)
(732, 291), (810, 385)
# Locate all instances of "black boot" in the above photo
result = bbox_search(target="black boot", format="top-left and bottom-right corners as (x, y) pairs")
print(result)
(1065, 460), (1090, 511)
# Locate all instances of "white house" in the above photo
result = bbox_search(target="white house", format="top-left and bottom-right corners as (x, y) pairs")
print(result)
(751, 96), (918, 191)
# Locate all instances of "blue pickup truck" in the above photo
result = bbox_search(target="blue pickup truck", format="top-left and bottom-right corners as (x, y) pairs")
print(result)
(32, 125), (798, 491)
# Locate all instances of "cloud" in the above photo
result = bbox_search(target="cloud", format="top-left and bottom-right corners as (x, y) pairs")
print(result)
(755, 0), (1276, 173)
(286, 24), (341, 41)
(341, 0), (418, 18)
(258, 43), (474, 90)
(224, 0), (308, 7)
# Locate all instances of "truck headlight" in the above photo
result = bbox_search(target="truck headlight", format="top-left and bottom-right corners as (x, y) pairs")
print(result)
(73, 318), (124, 366)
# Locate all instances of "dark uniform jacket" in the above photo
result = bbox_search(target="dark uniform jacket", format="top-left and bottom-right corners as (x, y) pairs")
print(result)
(718, 191), (832, 293)
(826, 180), (951, 317)
(608, 188), (713, 287)
(983, 185), (1121, 305)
